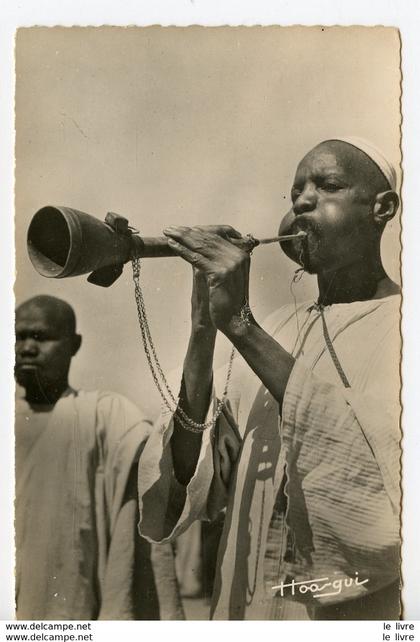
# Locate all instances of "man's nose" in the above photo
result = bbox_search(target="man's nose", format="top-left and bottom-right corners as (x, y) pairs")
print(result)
(18, 338), (39, 356)
(293, 183), (317, 216)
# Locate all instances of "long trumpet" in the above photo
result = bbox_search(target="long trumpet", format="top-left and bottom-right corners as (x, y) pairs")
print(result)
(27, 206), (306, 287)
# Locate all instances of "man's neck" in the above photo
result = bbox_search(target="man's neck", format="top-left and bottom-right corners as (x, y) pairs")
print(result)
(316, 259), (399, 306)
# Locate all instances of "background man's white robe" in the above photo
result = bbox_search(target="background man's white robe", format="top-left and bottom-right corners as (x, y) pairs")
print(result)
(15, 389), (154, 620)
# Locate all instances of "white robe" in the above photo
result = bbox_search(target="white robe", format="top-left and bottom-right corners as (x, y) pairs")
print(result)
(138, 295), (401, 619)
(15, 389), (152, 620)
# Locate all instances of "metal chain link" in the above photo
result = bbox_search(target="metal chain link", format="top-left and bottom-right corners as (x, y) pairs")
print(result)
(131, 257), (235, 433)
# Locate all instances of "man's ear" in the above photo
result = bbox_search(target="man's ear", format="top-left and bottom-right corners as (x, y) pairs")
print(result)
(373, 191), (399, 227)
(70, 333), (82, 356)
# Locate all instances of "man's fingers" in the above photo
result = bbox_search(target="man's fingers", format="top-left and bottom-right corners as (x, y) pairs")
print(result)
(164, 224), (242, 238)
(163, 226), (221, 255)
(163, 226), (191, 240)
(163, 226), (199, 249)
(164, 225), (243, 243)
(164, 226), (245, 259)
(166, 238), (212, 270)
(196, 225), (243, 240)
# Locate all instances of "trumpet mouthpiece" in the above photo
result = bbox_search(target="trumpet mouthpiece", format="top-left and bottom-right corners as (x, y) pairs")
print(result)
(257, 231), (307, 245)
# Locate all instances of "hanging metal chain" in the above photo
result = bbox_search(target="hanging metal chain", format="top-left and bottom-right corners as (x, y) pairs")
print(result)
(131, 257), (236, 433)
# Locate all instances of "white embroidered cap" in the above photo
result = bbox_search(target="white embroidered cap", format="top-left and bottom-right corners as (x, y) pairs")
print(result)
(323, 136), (398, 191)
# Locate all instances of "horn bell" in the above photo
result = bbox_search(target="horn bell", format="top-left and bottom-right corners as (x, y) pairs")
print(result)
(27, 206), (133, 279)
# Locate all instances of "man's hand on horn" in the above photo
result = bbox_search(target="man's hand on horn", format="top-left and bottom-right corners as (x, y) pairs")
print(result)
(163, 225), (252, 335)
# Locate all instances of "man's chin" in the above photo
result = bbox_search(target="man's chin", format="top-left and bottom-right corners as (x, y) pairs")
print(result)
(15, 366), (40, 388)
(301, 263), (317, 275)
(280, 241), (316, 274)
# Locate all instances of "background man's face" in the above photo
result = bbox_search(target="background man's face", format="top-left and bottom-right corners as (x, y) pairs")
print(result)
(15, 305), (75, 392)
(278, 143), (378, 274)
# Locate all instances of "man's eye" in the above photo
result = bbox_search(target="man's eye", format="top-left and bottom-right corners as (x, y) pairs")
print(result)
(30, 333), (47, 341)
(291, 188), (301, 202)
(322, 182), (341, 192)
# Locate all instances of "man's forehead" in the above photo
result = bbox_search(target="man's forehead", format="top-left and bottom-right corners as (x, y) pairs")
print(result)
(16, 303), (66, 331)
(296, 142), (355, 176)
(17, 304), (48, 321)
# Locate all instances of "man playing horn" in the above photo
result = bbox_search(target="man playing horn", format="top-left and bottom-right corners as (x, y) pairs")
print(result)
(138, 138), (401, 620)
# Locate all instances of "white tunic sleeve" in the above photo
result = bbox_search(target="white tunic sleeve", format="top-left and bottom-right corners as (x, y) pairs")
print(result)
(138, 389), (242, 543)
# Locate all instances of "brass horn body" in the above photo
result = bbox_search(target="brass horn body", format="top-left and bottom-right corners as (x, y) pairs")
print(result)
(27, 206), (181, 287)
